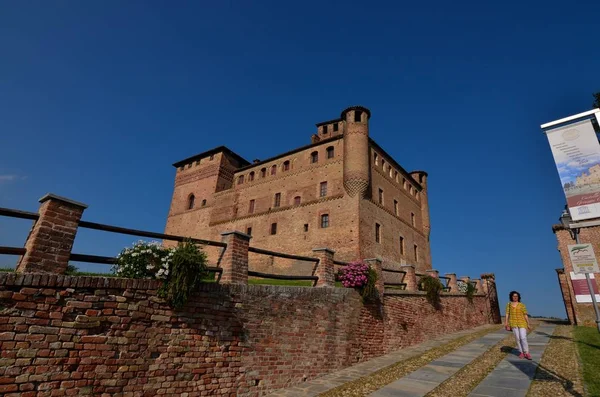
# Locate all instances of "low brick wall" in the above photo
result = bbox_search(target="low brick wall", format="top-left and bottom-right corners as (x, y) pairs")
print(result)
(0, 273), (493, 396)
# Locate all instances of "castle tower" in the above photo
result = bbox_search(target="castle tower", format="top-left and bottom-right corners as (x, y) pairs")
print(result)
(411, 170), (432, 263)
(342, 106), (371, 198)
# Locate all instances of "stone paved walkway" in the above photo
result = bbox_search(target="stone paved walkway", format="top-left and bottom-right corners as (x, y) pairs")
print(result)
(468, 324), (556, 397)
(368, 329), (507, 397)
(266, 324), (498, 397)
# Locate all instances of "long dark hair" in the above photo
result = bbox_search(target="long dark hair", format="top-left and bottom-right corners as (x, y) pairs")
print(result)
(509, 291), (521, 302)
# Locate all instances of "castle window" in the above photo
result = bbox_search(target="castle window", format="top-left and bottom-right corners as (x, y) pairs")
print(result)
(323, 125), (328, 134)
(354, 110), (362, 122)
(326, 146), (334, 159)
(321, 214), (329, 228)
(304, 224), (309, 232)
(294, 196), (301, 205)
(249, 200), (255, 214)
(320, 182), (328, 197)
(187, 194), (195, 210)
(374, 153), (378, 165)
(283, 160), (290, 171)
(246, 227), (252, 236)
(411, 212), (415, 226)
(333, 123), (338, 132)
(399, 236), (405, 255)
(261, 168), (267, 178)
(394, 200), (398, 215)
(378, 188), (384, 205)
(249, 172), (255, 181)
(270, 223), (277, 235)
(201, 199), (206, 207)
(271, 165), (277, 175)
(311, 151), (319, 164)
(414, 244), (419, 261)
(238, 175), (244, 185)
(375, 223), (381, 243)
(274, 193), (281, 208)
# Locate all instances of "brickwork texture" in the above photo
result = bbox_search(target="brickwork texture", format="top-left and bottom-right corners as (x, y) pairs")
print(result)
(0, 273), (497, 396)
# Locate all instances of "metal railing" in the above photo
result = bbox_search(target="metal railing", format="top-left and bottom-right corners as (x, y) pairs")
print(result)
(247, 246), (320, 284)
(383, 268), (407, 290)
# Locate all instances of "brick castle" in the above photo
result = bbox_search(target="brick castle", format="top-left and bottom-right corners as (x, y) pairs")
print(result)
(164, 106), (432, 273)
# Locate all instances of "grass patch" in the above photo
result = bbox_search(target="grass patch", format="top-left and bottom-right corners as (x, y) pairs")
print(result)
(528, 324), (584, 397)
(248, 278), (313, 287)
(574, 326), (600, 397)
(0, 267), (15, 272)
(69, 271), (118, 277)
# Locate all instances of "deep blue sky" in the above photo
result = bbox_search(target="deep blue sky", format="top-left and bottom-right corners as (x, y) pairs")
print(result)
(1, 1), (599, 318)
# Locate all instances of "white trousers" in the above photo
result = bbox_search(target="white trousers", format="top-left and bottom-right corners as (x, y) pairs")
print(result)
(512, 327), (529, 353)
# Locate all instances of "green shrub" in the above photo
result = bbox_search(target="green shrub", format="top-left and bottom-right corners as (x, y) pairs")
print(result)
(465, 282), (477, 303)
(419, 275), (443, 308)
(158, 240), (208, 309)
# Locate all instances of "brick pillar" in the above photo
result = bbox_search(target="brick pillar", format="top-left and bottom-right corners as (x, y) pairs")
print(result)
(365, 258), (384, 297)
(220, 231), (251, 285)
(16, 194), (87, 274)
(312, 248), (335, 287)
(401, 265), (417, 291)
(445, 273), (458, 293)
(426, 269), (439, 278)
(481, 273), (501, 324)
(472, 278), (484, 293)
(556, 268), (576, 325)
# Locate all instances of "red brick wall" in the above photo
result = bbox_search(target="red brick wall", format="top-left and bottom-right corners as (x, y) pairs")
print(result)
(0, 274), (494, 396)
(554, 227), (600, 326)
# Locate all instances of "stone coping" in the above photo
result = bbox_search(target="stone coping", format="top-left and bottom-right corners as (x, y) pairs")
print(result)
(0, 273), (360, 298)
(384, 289), (485, 297)
(39, 193), (88, 209)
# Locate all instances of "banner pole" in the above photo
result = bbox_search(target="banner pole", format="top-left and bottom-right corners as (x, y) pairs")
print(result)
(574, 229), (600, 332)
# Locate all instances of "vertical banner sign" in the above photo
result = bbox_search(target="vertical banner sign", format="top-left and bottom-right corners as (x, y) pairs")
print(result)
(545, 116), (600, 221)
(570, 272), (600, 303)
(567, 243), (600, 274)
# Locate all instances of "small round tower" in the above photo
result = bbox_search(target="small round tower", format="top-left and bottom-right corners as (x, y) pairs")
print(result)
(342, 106), (371, 198)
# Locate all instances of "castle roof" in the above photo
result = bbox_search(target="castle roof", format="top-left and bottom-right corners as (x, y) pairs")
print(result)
(369, 138), (423, 191)
(172, 146), (250, 168)
(236, 135), (343, 172)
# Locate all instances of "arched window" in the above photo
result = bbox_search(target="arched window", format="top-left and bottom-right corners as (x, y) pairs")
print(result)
(294, 196), (301, 205)
(326, 146), (334, 159)
(271, 165), (277, 175)
(354, 111), (362, 122)
(249, 171), (255, 181)
(187, 194), (195, 210)
(283, 160), (290, 171)
(238, 175), (244, 185)
(321, 214), (329, 228)
(201, 199), (206, 207)
(260, 168), (267, 178)
(311, 151), (319, 164)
